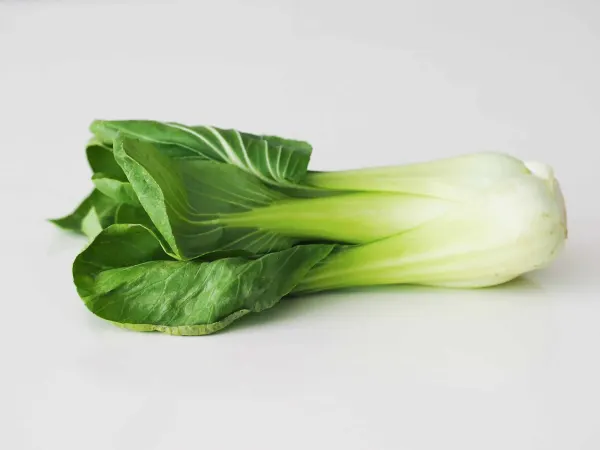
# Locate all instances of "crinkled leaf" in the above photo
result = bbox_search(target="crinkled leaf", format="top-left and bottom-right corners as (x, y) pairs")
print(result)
(91, 120), (312, 185)
(73, 224), (334, 335)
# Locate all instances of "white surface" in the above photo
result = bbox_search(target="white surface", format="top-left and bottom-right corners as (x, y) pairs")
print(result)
(2, 1), (600, 449)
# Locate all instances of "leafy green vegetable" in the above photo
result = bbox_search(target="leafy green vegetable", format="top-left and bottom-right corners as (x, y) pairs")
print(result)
(74, 224), (333, 335)
(53, 119), (568, 335)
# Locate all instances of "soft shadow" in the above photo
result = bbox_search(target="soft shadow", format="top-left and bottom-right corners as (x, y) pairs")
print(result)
(485, 275), (543, 292)
(222, 291), (336, 333)
(227, 276), (544, 334)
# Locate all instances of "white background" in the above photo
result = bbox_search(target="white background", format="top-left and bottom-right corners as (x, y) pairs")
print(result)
(1, 1), (599, 449)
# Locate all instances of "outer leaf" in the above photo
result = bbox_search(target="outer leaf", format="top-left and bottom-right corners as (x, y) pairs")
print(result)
(113, 135), (297, 260)
(73, 224), (334, 335)
(234, 131), (313, 163)
(91, 120), (312, 185)
(50, 189), (119, 235)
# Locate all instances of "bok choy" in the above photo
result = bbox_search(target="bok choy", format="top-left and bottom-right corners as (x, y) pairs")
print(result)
(52, 120), (567, 335)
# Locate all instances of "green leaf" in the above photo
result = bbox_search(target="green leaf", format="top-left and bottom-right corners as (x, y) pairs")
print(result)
(241, 132), (313, 156)
(73, 224), (334, 335)
(91, 120), (313, 185)
(92, 173), (140, 206)
(85, 138), (127, 179)
(113, 135), (298, 260)
(50, 189), (119, 235)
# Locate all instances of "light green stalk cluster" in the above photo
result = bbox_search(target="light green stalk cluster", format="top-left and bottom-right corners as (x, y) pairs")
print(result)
(220, 153), (567, 291)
